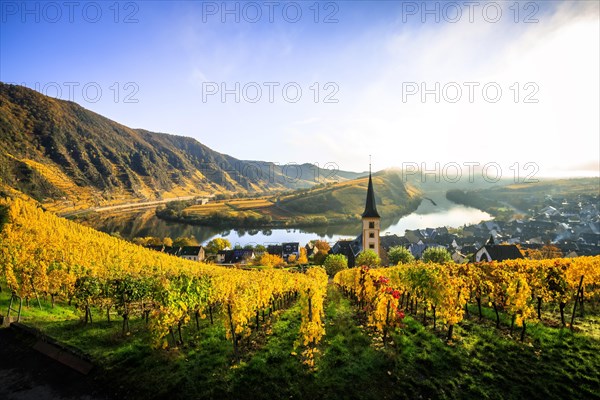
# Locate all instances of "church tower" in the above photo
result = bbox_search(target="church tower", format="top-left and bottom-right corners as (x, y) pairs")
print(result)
(362, 161), (380, 256)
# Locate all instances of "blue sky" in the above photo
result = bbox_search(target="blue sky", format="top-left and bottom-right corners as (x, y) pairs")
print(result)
(1, 1), (598, 178)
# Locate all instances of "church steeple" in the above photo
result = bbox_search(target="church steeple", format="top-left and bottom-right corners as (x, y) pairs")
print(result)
(361, 157), (381, 257)
(362, 171), (380, 218)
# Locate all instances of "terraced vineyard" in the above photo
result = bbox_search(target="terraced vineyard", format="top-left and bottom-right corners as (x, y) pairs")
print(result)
(165, 170), (422, 228)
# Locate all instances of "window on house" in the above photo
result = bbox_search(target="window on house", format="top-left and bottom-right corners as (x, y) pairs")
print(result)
(369, 233), (375, 238)
(369, 221), (375, 229)
(369, 244), (375, 249)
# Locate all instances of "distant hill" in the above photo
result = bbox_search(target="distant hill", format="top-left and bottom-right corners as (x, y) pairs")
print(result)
(446, 177), (600, 220)
(162, 169), (421, 228)
(0, 83), (361, 212)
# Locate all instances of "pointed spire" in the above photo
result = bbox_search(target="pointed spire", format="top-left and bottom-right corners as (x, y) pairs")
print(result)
(486, 235), (495, 245)
(362, 160), (380, 218)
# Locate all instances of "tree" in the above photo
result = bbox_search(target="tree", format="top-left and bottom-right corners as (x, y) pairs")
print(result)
(132, 237), (149, 246)
(297, 247), (308, 264)
(132, 236), (165, 246)
(287, 254), (297, 264)
(356, 250), (380, 267)
(173, 236), (199, 247)
(421, 247), (452, 264)
(527, 243), (563, 260)
(323, 254), (348, 277)
(311, 240), (331, 265)
(313, 240), (331, 253)
(163, 237), (173, 247)
(205, 238), (231, 254)
(255, 253), (284, 268)
(314, 252), (328, 265)
(388, 246), (414, 265)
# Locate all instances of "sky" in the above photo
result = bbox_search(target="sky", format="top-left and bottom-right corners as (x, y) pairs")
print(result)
(1, 0), (599, 180)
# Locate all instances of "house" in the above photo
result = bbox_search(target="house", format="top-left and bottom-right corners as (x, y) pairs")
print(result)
(451, 250), (468, 264)
(379, 234), (410, 252)
(282, 242), (300, 261)
(178, 246), (205, 262)
(216, 250), (232, 264)
(474, 236), (524, 262)
(231, 249), (255, 263)
(408, 243), (445, 259)
(404, 230), (424, 244)
(215, 249), (254, 264)
(304, 242), (319, 258)
(580, 233), (600, 246)
(330, 239), (362, 267)
(267, 245), (283, 257)
(147, 245), (205, 262)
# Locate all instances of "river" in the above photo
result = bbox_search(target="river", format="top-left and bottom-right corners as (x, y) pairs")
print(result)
(82, 191), (491, 247)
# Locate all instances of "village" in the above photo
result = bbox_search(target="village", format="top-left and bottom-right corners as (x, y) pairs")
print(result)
(144, 173), (600, 268)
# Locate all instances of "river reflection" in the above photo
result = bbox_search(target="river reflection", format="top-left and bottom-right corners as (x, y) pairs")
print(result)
(83, 191), (490, 246)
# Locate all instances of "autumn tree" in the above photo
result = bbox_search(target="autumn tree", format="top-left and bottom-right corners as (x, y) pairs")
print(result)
(255, 253), (284, 268)
(313, 240), (331, 253)
(205, 238), (231, 254)
(297, 247), (308, 264)
(311, 240), (331, 265)
(527, 244), (563, 260)
(132, 236), (171, 247)
(173, 236), (199, 247)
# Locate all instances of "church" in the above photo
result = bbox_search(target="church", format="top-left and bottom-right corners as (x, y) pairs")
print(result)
(330, 168), (384, 267)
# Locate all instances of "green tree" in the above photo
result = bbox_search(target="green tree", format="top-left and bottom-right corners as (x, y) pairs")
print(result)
(313, 251), (328, 265)
(323, 254), (348, 277)
(388, 246), (415, 265)
(173, 236), (199, 247)
(421, 247), (452, 264)
(356, 250), (380, 267)
(205, 238), (231, 254)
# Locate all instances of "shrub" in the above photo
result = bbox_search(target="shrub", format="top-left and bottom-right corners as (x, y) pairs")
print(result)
(323, 254), (348, 277)
(356, 250), (380, 267)
(421, 247), (452, 264)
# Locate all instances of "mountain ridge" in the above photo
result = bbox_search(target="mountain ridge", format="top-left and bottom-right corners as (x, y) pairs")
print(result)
(0, 82), (362, 212)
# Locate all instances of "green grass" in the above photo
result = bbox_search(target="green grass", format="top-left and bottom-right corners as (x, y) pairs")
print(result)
(1, 287), (599, 399)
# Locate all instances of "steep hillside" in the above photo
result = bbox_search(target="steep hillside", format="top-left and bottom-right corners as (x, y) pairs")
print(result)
(280, 169), (420, 218)
(0, 83), (359, 211)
